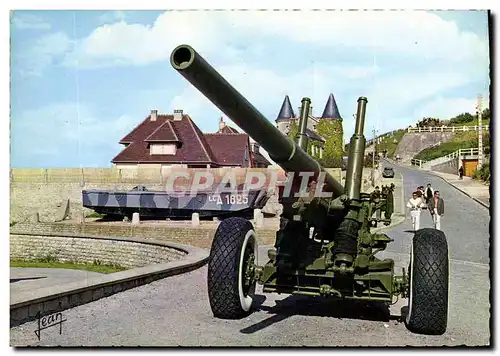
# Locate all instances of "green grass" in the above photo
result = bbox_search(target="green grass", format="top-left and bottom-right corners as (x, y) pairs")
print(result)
(472, 163), (490, 182)
(86, 212), (105, 218)
(376, 129), (407, 159)
(10, 259), (128, 274)
(345, 129), (406, 159)
(460, 118), (490, 127)
(414, 131), (489, 161)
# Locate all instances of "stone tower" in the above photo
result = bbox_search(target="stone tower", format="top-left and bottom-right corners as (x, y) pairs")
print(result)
(321, 93), (342, 120)
(276, 95), (295, 135)
(275, 95), (330, 159)
(318, 93), (344, 161)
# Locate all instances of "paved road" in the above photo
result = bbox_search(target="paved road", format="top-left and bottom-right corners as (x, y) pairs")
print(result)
(382, 160), (490, 265)
(10, 163), (491, 346)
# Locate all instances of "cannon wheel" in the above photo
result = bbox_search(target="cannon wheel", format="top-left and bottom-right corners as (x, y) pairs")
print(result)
(405, 228), (449, 335)
(207, 217), (257, 319)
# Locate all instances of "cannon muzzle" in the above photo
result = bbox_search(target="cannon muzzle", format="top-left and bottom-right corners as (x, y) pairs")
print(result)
(170, 44), (344, 197)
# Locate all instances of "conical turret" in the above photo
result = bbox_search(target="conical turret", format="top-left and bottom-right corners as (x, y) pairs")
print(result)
(276, 95), (295, 122)
(321, 93), (342, 119)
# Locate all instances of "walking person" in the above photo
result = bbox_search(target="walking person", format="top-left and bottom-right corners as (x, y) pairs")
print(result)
(424, 183), (434, 205)
(458, 166), (464, 180)
(407, 191), (424, 232)
(428, 190), (445, 230)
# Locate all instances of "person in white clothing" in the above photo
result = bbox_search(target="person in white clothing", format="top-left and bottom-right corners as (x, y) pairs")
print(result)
(407, 191), (424, 231)
(427, 190), (445, 230)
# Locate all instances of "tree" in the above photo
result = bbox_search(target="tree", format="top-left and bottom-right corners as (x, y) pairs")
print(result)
(288, 119), (314, 154)
(416, 117), (440, 127)
(482, 108), (490, 121)
(316, 119), (344, 168)
(287, 120), (299, 143)
(449, 112), (474, 125)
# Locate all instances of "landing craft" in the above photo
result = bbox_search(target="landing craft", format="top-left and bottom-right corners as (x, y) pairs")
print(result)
(82, 183), (269, 220)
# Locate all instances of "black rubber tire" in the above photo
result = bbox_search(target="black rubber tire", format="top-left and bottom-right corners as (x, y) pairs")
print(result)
(207, 217), (257, 319)
(405, 228), (449, 335)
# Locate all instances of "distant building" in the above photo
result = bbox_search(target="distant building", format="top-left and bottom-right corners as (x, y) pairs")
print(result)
(275, 93), (343, 159)
(112, 110), (271, 169)
(216, 117), (271, 168)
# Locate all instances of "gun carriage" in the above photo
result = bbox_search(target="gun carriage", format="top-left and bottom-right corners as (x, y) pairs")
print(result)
(170, 45), (449, 335)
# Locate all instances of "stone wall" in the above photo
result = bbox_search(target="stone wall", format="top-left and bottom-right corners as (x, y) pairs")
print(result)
(394, 132), (454, 163)
(10, 182), (166, 224)
(10, 234), (186, 269)
(431, 157), (459, 175)
(11, 222), (279, 250)
(10, 169), (343, 224)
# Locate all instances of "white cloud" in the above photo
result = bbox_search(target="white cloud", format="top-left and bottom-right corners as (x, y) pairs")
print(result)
(11, 102), (138, 166)
(16, 32), (72, 76)
(12, 10), (490, 162)
(166, 58), (486, 139)
(56, 10), (489, 136)
(62, 10), (488, 68)
(63, 11), (226, 69)
(97, 10), (127, 24)
(228, 11), (488, 62)
(412, 96), (490, 121)
(167, 61), (378, 129)
(366, 70), (472, 124)
(11, 13), (51, 30)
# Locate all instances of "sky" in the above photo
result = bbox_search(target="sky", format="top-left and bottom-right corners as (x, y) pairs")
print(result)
(10, 9), (491, 168)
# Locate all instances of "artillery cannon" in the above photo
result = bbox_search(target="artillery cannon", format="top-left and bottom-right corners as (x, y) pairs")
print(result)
(170, 45), (449, 335)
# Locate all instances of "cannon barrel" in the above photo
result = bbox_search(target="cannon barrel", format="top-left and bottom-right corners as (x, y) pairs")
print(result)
(170, 44), (344, 197)
(344, 97), (368, 200)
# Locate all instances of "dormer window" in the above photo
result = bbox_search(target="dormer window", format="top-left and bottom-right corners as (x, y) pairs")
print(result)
(150, 143), (177, 155)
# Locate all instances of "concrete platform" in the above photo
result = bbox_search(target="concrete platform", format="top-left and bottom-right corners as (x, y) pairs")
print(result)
(11, 268), (103, 298)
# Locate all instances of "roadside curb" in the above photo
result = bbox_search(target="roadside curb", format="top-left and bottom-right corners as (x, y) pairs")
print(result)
(384, 159), (490, 210)
(10, 233), (209, 328)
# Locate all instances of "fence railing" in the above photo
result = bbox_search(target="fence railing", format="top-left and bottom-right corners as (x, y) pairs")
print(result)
(410, 158), (427, 168)
(366, 129), (400, 146)
(407, 125), (489, 133)
(410, 148), (480, 169)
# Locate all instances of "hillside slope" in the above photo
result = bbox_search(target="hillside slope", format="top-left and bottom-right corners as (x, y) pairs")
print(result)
(414, 130), (490, 161)
(394, 132), (454, 163)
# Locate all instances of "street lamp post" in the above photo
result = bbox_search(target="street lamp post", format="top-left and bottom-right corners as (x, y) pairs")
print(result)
(372, 127), (379, 186)
(476, 95), (484, 170)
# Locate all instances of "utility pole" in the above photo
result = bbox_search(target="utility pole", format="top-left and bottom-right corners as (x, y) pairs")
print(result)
(372, 127), (378, 186)
(476, 94), (484, 169)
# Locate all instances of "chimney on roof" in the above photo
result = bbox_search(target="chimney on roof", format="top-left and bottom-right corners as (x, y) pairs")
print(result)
(150, 109), (158, 121)
(173, 109), (183, 121)
(219, 117), (226, 131)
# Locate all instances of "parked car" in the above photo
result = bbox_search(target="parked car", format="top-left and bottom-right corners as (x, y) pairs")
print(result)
(382, 167), (395, 178)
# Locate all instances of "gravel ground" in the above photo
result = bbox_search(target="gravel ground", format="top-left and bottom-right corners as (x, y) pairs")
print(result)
(10, 162), (491, 347)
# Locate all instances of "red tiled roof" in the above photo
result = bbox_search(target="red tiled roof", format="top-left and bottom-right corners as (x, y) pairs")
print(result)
(204, 133), (250, 166)
(251, 151), (271, 167)
(112, 113), (253, 167)
(145, 120), (180, 142)
(217, 125), (239, 134)
(119, 114), (166, 144)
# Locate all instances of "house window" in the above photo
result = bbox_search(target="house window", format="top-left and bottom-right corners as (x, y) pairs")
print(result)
(151, 144), (176, 155)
